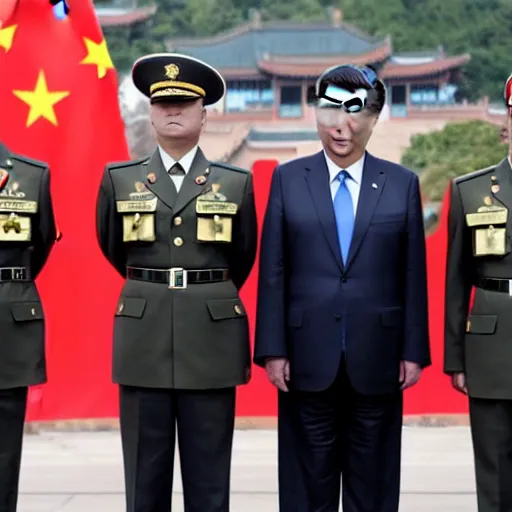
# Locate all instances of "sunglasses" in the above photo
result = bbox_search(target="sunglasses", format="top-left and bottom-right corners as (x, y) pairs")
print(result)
(315, 65), (377, 114)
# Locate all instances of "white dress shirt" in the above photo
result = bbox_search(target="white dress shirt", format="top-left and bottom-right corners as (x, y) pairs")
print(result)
(158, 145), (198, 192)
(323, 150), (365, 216)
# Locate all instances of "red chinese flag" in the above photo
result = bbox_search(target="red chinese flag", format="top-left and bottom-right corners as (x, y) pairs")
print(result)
(0, 0), (130, 420)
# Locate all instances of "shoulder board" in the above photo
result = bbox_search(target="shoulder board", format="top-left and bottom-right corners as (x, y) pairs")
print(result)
(454, 164), (496, 185)
(210, 161), (249, 174)
(108, 157), (148, 171)
(9, 153), (48, 169)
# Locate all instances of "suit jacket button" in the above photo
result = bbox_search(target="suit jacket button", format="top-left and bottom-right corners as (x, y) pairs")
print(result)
(334, 314), (341, 321)
(341, 277), (347, 283)
(174, 237), (184, 246)
(174, 216), (182, 226)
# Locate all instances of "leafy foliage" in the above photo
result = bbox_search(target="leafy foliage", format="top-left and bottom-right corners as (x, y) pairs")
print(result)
(96, 0), (512, 101)
(401, 120), (508, 201)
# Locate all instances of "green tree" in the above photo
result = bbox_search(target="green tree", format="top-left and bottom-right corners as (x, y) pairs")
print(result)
(401, 120), (508, 201)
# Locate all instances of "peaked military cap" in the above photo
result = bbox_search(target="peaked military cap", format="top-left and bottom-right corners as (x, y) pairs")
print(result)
(132, 53), (226, 106)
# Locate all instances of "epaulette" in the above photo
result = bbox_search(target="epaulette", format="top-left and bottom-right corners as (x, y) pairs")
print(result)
(9, 153), (48, 169)
(454, 164), (496, 185)
(107, 156), (148, 171)
(210, 161), (249, 174)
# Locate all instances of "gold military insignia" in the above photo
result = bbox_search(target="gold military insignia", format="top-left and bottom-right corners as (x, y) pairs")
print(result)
(465, 191), (508, 257)
(129, 180), (154, 201)
(117, 180), (158, 242)
(196, 183), (238, 243)
(0, 179), (25, 198)
(0, 212), (31, 241)
(195, 175), (207, 185)
(491, 175), (500, 194)
(147, 172), (156, 184)
(164, 64), (180, 80)
(199, 183), (227, 201)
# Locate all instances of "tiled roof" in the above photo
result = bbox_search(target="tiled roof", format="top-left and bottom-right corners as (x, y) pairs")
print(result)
(256, 44), (392, 77)
(381, 54), (471, 79)
(96, 6), (156, 27)
(167, 22), (389, 70)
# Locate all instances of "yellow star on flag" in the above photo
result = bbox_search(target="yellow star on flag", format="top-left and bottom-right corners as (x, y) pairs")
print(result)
(81, 37), (114, 79)
(0, 24), (17, 52)
(13, 70), (70, 127)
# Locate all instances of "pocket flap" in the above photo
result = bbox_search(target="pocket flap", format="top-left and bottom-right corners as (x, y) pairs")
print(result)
(466, 314), (497, 334)
(380, 307), (403, 327)
(11, 302), (43, 322)
(206, 298), (246, 320)
(116, 297), (147, 318)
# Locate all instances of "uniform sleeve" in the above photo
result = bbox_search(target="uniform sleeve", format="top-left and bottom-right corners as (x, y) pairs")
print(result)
(229, 172), (258, 289)
(96, 167), (126, 277)
(444, 180), (472, 374)
(253, 165), (288, 366)
(401, 173), (431, 367)
(31, 166), (57, 279)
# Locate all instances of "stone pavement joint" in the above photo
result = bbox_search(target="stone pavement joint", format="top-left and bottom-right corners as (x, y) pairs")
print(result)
(17, 426), (478, 512)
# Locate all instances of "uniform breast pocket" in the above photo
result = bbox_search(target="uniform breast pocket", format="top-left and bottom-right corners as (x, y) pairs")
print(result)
(196, 198), (238, 243)
(0, 213), (32, 242)
(465, 208), (509, 257)
(116, 198), (157, 243)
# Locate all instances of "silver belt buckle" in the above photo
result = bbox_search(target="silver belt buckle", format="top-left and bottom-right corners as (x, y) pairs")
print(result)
(12, 267), (25, 280)
(169, 268), (187, 289)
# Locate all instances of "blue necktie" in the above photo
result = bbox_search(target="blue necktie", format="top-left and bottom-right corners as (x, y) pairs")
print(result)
(333, 170), (354, 263)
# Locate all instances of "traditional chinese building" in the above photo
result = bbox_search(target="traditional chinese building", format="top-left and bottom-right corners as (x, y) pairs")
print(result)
(95, 3), (156, 31)
(166, 8), (471, 120)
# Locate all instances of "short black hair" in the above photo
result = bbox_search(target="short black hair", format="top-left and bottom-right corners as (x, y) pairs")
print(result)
(316, 65), (386, 115)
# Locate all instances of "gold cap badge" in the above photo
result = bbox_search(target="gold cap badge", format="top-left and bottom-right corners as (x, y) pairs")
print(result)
(165, 64), (179, 80)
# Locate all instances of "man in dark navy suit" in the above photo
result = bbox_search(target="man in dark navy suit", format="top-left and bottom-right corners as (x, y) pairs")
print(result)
(254, 64), (431, 512)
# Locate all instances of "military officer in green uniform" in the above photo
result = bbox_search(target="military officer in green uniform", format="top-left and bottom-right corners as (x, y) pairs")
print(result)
(444, 73), (512, 512)
(0, 142), (56, 512)
(96, 53), (258, 512)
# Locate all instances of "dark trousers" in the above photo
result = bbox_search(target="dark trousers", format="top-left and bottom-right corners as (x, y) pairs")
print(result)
(288, 363), (402, 512)
(469, 398), (512, 512)
(119, 385), (236, 512)
(0, 387), (27, 512)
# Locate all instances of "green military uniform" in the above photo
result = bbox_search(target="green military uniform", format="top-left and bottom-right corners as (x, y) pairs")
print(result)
(96, 54), (257, 512)
(444, 156), (512, 512)
(0, 142), (56, 512)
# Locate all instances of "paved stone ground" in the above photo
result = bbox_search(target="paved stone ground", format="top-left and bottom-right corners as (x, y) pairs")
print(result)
(18, 426), (477, 511)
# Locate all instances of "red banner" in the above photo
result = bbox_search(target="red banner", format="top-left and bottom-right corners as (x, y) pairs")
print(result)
(0, 0), (129, 421)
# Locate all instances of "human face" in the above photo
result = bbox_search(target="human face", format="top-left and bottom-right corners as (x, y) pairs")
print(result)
(316, 106), (377, 162)
(150, 98), (205, 141)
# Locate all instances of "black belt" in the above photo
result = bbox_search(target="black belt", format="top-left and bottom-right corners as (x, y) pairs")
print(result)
(476, 277), (512, 294)
(127, 267), (229, 289)
(0, 267), (29, 282)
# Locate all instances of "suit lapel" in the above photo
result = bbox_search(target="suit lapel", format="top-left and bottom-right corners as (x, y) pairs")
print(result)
(491, 158), (512, 210)
(143, 150), (177, 210)
(304, 152), (344, 272)
(345, 153), (386, 271)
(173, 148), (211, 215)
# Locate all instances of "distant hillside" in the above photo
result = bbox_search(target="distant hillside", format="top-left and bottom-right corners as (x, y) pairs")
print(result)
(97, 0), (512, 101)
